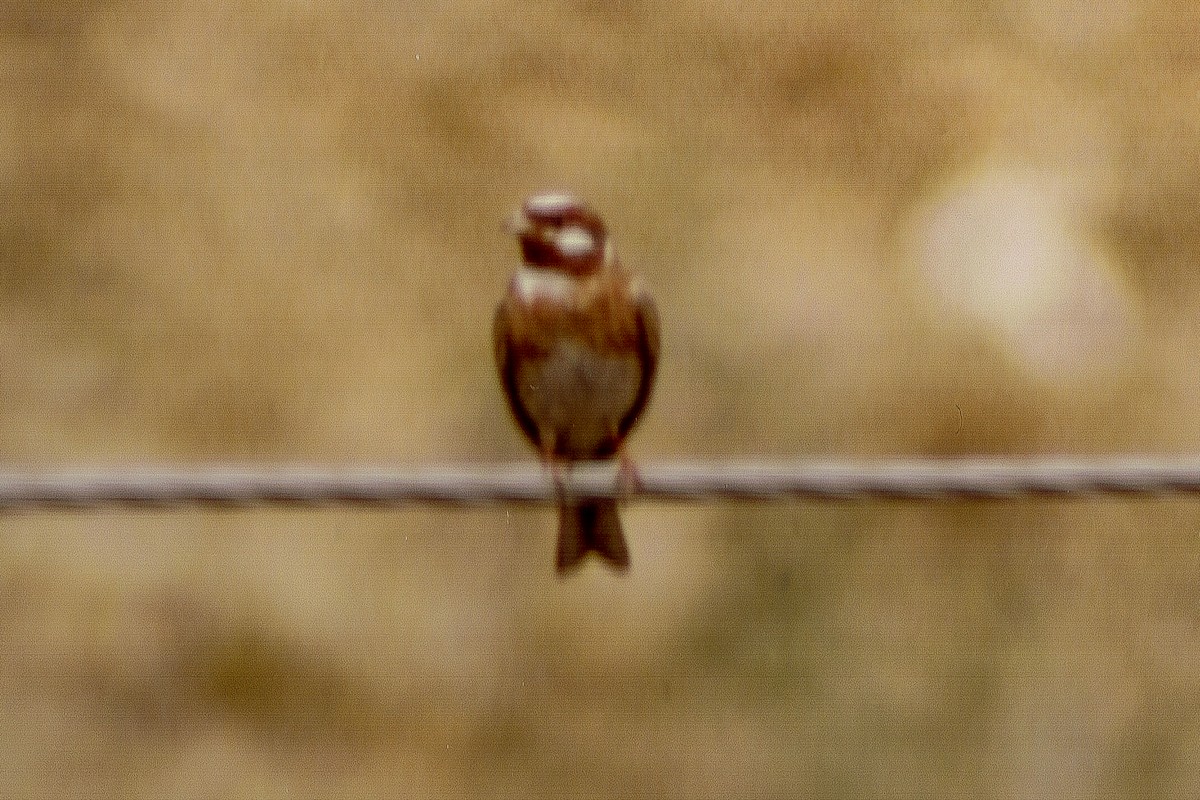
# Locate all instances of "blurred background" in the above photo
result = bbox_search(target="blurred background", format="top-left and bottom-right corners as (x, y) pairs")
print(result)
(3, 4), (1200, 797)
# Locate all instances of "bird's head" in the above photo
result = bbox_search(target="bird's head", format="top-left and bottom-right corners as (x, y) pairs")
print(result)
(505, 192), (611, 276)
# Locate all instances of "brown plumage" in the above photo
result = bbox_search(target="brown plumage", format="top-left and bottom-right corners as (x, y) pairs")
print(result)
(494, 193), (660, 574)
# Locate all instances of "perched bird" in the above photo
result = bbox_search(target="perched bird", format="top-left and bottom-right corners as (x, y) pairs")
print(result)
(494, 192), (660, 574)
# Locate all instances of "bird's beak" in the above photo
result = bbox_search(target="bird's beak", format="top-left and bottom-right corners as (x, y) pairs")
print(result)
(503, 209), (533, 237)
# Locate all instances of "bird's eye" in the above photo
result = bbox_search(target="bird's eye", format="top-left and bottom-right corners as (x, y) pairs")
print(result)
(555, 225), (596, 258)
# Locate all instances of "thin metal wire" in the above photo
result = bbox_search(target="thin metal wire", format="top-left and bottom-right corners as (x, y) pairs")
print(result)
(0, 458), (1198, 510)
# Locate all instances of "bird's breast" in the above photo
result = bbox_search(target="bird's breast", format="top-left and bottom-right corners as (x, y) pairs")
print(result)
(515, 338), (643, 458)
(506, 283), (643, 357)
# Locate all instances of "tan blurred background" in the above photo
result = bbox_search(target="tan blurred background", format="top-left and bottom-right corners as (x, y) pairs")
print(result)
(3, 4), (1200, 798)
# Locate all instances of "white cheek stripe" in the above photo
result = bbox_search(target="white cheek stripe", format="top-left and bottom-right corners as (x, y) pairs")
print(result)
(555, 226), (596, 257)
(516, 266), (580, 303)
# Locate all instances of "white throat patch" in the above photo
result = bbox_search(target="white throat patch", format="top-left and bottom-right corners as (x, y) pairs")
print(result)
(516, 265), (581, 303)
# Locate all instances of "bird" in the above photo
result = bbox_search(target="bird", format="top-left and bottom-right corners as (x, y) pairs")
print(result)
(494, 192), (660, 574)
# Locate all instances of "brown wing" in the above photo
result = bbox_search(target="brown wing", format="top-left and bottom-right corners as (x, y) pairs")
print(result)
(493, 300), (542, 449)
(617, 289), (661, 439)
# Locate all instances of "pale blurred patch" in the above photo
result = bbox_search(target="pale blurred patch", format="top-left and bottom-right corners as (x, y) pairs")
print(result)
(907, 163), (1141, 382)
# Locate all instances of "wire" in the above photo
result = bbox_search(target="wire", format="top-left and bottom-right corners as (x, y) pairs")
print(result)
(0, 458), (1197, 510)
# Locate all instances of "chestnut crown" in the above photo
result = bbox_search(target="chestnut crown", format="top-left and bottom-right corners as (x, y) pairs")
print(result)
(508, 192), (610, 275)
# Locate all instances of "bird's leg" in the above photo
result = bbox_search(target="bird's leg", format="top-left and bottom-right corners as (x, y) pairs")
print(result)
(615, 447), (644, 498)
(539, 438), (569, 505)
(548, 458), (569, 504)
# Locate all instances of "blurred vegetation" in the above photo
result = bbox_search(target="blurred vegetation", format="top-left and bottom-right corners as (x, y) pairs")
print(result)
(3, 4), (1200, 798)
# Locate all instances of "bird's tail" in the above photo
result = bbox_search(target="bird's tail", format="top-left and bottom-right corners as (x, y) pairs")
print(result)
(556, 499), (630, 574)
